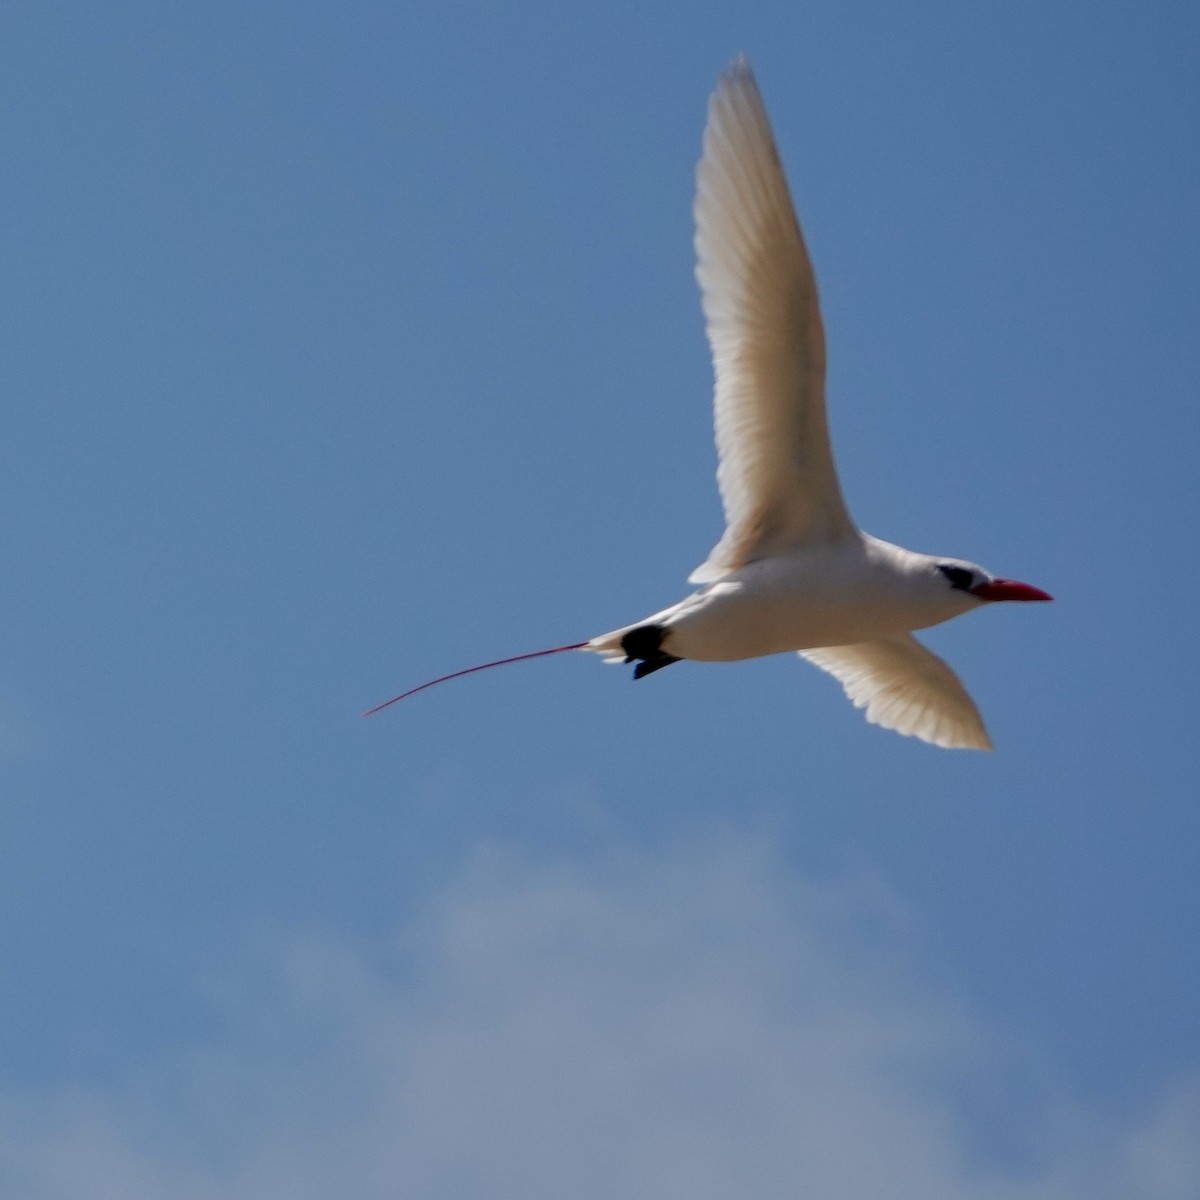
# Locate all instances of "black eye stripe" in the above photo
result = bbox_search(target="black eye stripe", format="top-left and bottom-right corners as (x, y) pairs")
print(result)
(938, 565), (974, 590)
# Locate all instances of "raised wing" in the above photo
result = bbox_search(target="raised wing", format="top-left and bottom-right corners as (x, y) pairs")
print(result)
(690, 58), (855, 585)
(800, 636), (992, 750)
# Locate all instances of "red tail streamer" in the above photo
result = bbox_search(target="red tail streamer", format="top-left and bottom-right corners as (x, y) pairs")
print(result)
(362, 641), (590, 717)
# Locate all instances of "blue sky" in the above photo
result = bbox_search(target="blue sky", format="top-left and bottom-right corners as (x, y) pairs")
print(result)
(1, 1), (1198, 1194)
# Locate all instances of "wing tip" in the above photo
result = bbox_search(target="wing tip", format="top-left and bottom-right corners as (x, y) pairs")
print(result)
(713, 54), (758, 107)
(933, 728), (993, 752)
(868, 711), (993, 752)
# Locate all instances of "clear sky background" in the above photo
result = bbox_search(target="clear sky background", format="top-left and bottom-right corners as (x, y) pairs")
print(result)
(1, 2), (1198, 1196)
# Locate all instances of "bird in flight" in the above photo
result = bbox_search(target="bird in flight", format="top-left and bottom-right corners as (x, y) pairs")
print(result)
(366, 57), (1051, 749)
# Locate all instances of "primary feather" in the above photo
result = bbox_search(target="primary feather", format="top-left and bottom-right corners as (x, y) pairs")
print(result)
(691, 57), (855, 585)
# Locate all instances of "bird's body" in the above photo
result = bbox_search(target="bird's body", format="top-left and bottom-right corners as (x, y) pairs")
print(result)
(366, 57), (1051, 749)
(590, 537), (983, 666)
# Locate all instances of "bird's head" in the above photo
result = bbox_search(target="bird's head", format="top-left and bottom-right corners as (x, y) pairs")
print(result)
(936, 560), (1053, 604)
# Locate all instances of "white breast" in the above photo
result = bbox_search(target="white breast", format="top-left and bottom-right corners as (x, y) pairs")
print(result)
(656, 540), (975, 663)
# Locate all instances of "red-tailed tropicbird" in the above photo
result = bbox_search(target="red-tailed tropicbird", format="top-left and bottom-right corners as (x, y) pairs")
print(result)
(366, 57), (1051, 749)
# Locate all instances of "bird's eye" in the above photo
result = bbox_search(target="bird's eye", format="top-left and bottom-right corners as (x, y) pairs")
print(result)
(938, 565), (974, 591)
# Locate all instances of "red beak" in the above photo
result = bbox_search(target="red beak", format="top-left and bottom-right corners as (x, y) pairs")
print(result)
(970, 578), (1053, 603)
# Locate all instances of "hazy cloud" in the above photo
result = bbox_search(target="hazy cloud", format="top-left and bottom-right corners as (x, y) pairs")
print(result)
(2, 830), (1196, 1199)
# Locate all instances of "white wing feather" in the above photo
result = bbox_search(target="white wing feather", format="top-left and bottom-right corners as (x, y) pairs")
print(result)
(691, 58), (855, 584)
(800, 636), (992, 751)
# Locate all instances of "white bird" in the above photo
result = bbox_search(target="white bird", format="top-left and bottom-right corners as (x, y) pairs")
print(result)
(366, 57), (1051, 749)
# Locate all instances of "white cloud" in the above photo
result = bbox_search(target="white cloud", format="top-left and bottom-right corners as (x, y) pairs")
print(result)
(2, 829), (1197, 1199)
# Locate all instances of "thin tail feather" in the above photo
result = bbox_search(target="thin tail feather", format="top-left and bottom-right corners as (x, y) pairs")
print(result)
(362, 641), (589, 716)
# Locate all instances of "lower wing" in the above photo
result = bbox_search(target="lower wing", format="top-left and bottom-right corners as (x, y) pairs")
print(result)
(799, 635), (992, 751)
